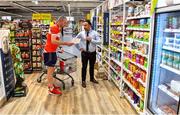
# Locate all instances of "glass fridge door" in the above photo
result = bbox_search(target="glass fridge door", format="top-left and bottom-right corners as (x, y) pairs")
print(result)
(147, 11), (180, 114)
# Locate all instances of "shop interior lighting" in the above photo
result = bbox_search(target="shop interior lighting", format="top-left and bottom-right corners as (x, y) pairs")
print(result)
(0, 11), (23, 17)
(11, 1), (38, 13)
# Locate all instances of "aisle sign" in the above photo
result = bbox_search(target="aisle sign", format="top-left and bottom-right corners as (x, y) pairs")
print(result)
(103, 12), (109, 45)
(41, 13), (51, 20)
(32, 13), (51, 20)
(32, 13), (41, 20)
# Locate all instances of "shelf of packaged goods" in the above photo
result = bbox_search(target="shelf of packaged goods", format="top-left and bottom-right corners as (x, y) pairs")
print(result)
(20, 47), (30, 51)
(32, 55), (41, 57)
(125, 47), (148, 58)
(32, 43), (41, 45)
(97, 52), (102, 56)
(110, 46), (123, 53)
(126, 38), (149, 45)
(111, 57), (122, 67)
(158, 84), (179, 101)
(97, 45), (102, 49)
(126, 15), (150, 20)
(111, 38), (124, 44)
(123, 66), (133, 74)
(123, 91), (142, 114)
(110, 65), (120, 76)
(111, 76), (120, 88)
(15, 37), (30, 40)
(111, 23), (124, 26)
(123, 78), (143, 99)
(102, 46), (109, 52)
(32, 60), (41, 62)
(103, 59), (109, 65)
(164, 28), (180, 33)
(125, 57), (147, 71)
(160, 64), (180, 75)
(97, 29), (103, 32)
(126, 28), (150, 31)
(111, 30), (124, 35)
(22, 58), (31, 61)
(162, 46), (180, 53)
(123, 66), (146, 87)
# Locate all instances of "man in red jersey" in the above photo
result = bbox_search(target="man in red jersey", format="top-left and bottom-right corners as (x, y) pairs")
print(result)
(44, 16), (74, 95)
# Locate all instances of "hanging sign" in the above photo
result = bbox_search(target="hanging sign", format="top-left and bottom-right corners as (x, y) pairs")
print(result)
(32, 13), (51, 20)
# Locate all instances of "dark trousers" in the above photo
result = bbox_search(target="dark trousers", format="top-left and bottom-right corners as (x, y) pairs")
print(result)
(81, 51), (96, 82)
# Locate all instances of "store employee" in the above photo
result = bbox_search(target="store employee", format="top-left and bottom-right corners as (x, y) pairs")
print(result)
(76, 20), (101, 88)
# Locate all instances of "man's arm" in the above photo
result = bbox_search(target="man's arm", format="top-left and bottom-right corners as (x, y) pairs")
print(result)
(51, 34), (74, 46)
(91, 31), (101, 45)
(75, 32), (84, 51)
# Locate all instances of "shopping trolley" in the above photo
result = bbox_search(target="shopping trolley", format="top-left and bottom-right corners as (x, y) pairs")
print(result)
(37, 47), (77, 90)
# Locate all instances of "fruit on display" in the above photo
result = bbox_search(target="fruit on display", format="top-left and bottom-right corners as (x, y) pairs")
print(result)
(10, 44), (24, 78)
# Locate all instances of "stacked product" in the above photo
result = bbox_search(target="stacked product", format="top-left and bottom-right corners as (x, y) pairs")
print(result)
(109, 3), (124, 88)
(122, 1), (151, 113)
(32, 27), (42, 71)
(15, 26), (32, 73)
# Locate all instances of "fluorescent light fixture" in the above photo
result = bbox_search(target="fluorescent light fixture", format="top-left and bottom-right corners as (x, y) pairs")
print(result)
(0, 11), (23, 17)
(11, 1), (38, 13)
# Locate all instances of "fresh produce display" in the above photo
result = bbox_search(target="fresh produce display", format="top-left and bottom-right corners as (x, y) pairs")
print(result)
(15, 26), (32, 73)
(10, 44), (24, 78)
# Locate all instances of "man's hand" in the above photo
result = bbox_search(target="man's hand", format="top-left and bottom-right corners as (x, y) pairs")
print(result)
(80, 48), (84, 52)
(86, 37), (92, 42)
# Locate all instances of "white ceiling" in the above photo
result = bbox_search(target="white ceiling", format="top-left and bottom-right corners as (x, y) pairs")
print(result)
(0, 0), (103, 20)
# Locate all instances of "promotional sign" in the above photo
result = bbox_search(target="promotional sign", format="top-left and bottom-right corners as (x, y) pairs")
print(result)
(32, 13), (51, 20)
(92, 16), (97, 30)
(0, 30), (15, 103)
(103, 12), (109, 45)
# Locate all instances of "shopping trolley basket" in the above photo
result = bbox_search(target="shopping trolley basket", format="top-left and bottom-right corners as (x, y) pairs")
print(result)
(37, 48), (77, 90)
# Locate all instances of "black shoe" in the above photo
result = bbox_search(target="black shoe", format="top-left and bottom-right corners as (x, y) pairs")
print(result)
(82, 81), (86, 88)
(90, 79), (99, 84)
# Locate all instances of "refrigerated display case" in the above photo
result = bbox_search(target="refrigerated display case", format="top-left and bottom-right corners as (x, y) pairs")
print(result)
(147, 7), (180, 115)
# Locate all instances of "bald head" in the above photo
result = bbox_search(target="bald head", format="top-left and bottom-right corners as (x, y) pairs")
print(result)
(56, 16), (68, 27)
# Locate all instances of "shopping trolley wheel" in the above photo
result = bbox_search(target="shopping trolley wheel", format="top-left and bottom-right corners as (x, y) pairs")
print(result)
(71, 80), (74, 86)
(62, 85), (65, 90)
(37, 78), (41, 83)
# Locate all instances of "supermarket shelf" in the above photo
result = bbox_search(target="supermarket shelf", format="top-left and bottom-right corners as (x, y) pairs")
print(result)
(160, 64), (180, 75)
(103, 46), (109, 52)
(137, 78), (146, 87)
(123, 66), (133, 74)
(123, 78), (142, 99)
(111, 31), (125, 35)
(20, 47), (30, 51)
(97, 45), (102, 49)
(162, 46), (180, 53)
(111, 57), (122, 67)
(126, 38), (149, 45)
(97, 52), (102, 56)
(158, 84), (179, 101)
(110, 65), (120, 76)
(97, 29), (103, 32)
(126, 28), (150, 31)
(164, 28), (180, 33)
(111, 76), (120, 88)
(125, 47), (148, 58)
(123, 91), (142, 114)
(103, 59), (109, 65)
(15, 37), (29, 40)
(123, 66), (146, 87)
(125, 58), (147, 71)
(126, 15), (150, 20)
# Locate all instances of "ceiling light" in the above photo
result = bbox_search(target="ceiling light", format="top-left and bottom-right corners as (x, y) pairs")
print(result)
(35, 1), (38, 5)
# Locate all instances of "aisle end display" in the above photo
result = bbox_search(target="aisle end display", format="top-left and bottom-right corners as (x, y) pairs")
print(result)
(0, 29), (16, 106)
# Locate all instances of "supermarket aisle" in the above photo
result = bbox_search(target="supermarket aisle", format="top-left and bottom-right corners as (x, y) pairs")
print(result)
(0, 59), (136, 114)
